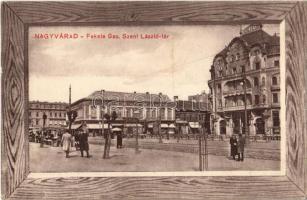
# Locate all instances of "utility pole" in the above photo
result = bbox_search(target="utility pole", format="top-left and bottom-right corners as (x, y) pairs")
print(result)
(135, 117), (140, 154)
(40, 113), (47, 148)
(101, 90), (105, 138)
(242, 68), (249, 145)
(204, 95), (210, 171)
(211, 67), (217, 137)
(205, 94), (209, 170)
(198, 110), (203, 171)
(158, 93), (163, 143)
(68, 85), (71, 134)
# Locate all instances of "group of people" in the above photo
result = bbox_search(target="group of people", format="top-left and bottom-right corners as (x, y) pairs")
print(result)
(62, 123), (90, 158)
(230, 134), (245, 161)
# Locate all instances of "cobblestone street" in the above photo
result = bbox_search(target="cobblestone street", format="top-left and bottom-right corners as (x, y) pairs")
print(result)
(30, 139), (280, 172)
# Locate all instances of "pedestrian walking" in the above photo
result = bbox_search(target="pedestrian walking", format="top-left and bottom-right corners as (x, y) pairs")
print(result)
(230, 134), (238, 160)
(79, 123), (90, 158)
(237, 134), (245, 161)
(61, 131), (73, 158)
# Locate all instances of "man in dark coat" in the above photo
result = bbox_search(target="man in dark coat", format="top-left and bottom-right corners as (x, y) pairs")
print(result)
(230, 134), (238, 160)
(79, 123), (90, 158)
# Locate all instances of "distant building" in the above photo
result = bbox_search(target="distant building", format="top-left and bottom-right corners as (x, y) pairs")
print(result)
(29, 101), (68, 131)
(208, 24), (280, 136)
(174, 95), (211, 135)
(188, 92), (209, 104)
(70, 90), (175, 136)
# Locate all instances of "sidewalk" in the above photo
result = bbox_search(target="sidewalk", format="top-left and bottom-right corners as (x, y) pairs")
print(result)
(30, 142), (280, 172)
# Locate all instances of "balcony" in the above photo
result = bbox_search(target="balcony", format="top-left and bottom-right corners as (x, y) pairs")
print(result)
(253, 103), (270, 109)
(221, 103), (269, 112)
(222, 105), (253, 112)
(222, 88), (252, 97)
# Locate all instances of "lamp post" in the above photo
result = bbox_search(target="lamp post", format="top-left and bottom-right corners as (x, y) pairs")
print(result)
(240, 69), (249, 145)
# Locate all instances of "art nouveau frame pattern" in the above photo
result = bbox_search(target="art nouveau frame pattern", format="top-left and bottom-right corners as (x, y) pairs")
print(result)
(1, 1), (307, 199)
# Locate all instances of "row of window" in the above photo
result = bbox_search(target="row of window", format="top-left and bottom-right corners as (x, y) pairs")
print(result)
(85, 107), (174, 120)
(31, 104), (66, 110)
(218, 93), (279, 108)
(215, 60), (279, 78)
(30, 119), (66, 126)
(253, 76), (278, 87)
(29, 111), (66, 118)
(215, 76), (279, 95)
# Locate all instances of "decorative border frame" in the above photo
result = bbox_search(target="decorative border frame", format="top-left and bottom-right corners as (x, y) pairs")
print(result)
(1, 1), (306, 199)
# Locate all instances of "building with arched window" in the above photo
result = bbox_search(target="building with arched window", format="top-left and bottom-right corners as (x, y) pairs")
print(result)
(208, 24), (280, 137)
(70, 90), (175, 137)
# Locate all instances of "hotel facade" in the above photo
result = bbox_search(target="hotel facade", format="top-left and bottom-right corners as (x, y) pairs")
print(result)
(70, 90), (176, 136)
(208, 24), (281, 136)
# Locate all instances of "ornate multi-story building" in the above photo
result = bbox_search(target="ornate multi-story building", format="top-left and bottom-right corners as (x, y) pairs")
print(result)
(208, 24), (280, 136)
(70, 90), (175, 136)
(29, 101), (68, 131)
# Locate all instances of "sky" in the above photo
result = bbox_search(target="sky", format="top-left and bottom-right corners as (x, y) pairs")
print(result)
(29, 24), (279, 103)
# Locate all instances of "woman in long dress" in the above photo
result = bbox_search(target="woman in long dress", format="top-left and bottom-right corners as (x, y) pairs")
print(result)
(61, 131), (72, 158)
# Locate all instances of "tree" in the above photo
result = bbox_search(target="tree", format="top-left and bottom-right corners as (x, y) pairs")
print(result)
(106, 111), (118, 156)
(67, 110), (78, 134)
(103, 113), (111, 159)
(103, 111), (117, 159)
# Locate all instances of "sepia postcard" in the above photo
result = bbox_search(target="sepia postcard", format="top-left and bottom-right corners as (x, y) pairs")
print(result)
(27, 23), (284, 176)
(4, 1), (307, 200)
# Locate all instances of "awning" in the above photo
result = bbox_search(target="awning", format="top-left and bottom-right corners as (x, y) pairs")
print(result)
(87, 124), (109, 129)
(71, 124), (82, 130)
(112, 123), (123, 127)
(161, 124), (168, 128)
(112, 127), (122, 132)
(168, 124), (176, 128)
(124, 124), (143, 127)
(189, 122), (200, 129)
(175, 120), (188, 124)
